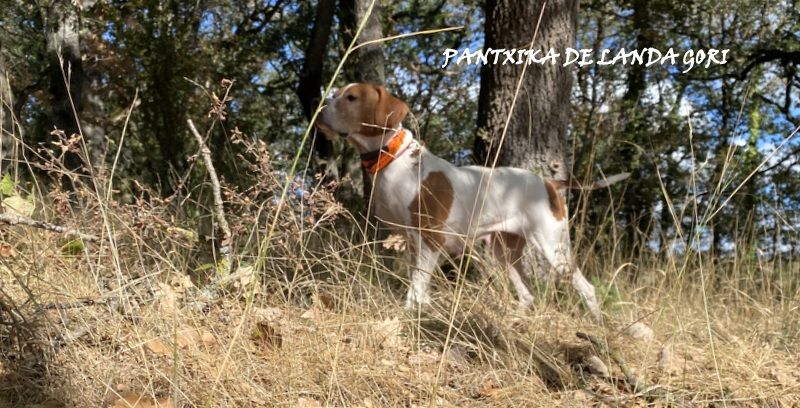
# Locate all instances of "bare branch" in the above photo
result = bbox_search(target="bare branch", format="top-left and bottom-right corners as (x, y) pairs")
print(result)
(187, 119), (232, 273)
(0, 213), (99, 242)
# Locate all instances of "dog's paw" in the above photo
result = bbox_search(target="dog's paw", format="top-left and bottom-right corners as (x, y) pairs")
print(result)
(404, 290), (431, 310)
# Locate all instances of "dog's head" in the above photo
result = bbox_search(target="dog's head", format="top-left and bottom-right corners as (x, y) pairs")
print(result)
(316, 83), (408, 141)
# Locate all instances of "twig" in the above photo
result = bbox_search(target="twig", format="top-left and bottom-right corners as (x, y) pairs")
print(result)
(187, 119), (232, 273)
(0, 213), (99, 242)
(576, 332), (689, 407)
(576, 331), (645, 392)
(42, 298), (102, 310)
(53, 325), (92, 347)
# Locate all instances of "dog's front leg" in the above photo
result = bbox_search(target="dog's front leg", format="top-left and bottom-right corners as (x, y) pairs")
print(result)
(404, 242), (440, 309)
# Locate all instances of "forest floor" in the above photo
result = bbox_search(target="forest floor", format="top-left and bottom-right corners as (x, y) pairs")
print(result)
(0, 217), (798, 408)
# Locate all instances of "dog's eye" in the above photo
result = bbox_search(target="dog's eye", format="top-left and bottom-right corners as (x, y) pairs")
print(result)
(346, 94), (357, 102)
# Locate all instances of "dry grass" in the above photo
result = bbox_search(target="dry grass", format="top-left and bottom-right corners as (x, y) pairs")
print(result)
(0, 45), (797, 406)
(0, 178), (798, 408)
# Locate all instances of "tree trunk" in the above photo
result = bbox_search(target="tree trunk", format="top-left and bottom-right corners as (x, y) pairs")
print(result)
(45, 0), (85, 178)
(339, 0), (386, 204)
(352, 0), (385, 84)
(297, 0), (336, 162)
(0, 51), (14, 170)
(618, 0), (651, 257)
(475, 0), (578, 180)
(44, 0), (106, 180)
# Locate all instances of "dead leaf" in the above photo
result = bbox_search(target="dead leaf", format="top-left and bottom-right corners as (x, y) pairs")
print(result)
(29, 399), (63, 408)
(294, 397), (321, 407)
(382, 234), (406, 252)
(232, 265), (259, 292)
(154, 283), (179, 314)
(176, 328), (216, 349)
(198, 330), (216, 346)
(144, 329), (216, 355)
(473, 378), (501, 399)
(0, 244), (17, 258)
(111, 392), (175, 408)
(562, 389), (591, 403)
(169, 274), (194, 293)
(445, 345), (469, 368)
(766, 365), (799, 387)
(166, 226), (198, 242)
(2, 195), (34, 217)
(373, 317), (403, 349)
(253, 306), (283, 322)
(177, 333), (194, 348)
(408, 346), (440, 367)
(217, 265), (260, 295)
(300, 306), (321, 321)
(115, 384), (132, 394)
(657, 344), (682, 375)
(252, 321), (282, 351)
(564, 344), (609, 378)
(622, 322), (654, 342)
(315, 291), (335, 310)
(144, 339), (171, 355)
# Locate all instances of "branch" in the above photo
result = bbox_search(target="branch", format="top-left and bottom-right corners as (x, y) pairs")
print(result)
(187, 119), (232, 273)
(0, 213), (99, 242)
(53, 325), (92, 348)
(557, 172), (631, 190)
(43, 298), (102, 310)
(740, 49), (800, 80)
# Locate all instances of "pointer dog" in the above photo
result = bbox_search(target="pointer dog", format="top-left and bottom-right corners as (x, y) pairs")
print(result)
(316, 83), (606, 321)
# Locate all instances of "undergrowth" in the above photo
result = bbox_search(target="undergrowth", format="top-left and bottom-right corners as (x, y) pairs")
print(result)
(0, 80), (797, 408)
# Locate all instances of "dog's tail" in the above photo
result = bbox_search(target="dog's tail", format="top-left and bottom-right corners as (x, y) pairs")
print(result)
(551, 172), (631, 191)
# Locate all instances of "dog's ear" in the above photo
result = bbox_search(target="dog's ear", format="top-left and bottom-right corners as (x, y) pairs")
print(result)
(370, 85), (408, 134)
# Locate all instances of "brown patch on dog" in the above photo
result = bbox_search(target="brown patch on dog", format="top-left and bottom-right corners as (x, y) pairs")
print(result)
(408, 171), (454, 247)
(544, 179), (567, 221)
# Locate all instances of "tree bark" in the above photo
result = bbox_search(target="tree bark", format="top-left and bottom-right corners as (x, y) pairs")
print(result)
(618, 0), (651, 256)
(352, 0), (385, 84)
(475, 0), (578, 180)
(297, 0), (336, 161)
(0, 50), (14, 169)
(339, 0), (386, 203)
(45, 0), (85, 177)
(44, 0), (106, 179)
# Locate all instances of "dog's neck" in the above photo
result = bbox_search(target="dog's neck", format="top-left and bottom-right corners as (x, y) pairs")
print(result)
(359, 127), (414, 174)
(348, 127), (416, 174)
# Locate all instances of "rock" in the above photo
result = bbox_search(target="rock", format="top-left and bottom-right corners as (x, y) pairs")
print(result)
(622, 322), (654, 342)
(584, 355), (610, 377)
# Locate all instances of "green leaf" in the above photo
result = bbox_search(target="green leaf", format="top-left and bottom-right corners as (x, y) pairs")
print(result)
(194, 263), (216, 273)
(60, 239), (85, 256)
(216, 258), (231, 276)
(0, 175), (15, 196)
(166, 226), (199, 242)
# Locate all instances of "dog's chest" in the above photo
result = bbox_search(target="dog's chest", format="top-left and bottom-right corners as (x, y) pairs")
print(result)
(369, 147), (458, 225)
(371, 155), (423, 226)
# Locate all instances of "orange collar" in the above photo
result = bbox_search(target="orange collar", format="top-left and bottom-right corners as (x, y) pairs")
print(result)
(360, 129), (407, 174)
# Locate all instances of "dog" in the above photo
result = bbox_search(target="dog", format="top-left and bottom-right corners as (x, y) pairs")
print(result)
(316, 83), (620, 321)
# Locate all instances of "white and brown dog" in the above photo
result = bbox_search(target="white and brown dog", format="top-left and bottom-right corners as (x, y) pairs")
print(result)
(317, 83), (615, 321)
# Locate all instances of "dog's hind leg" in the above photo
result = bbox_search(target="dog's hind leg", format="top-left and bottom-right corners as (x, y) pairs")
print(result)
(491, 232), (534, 310)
